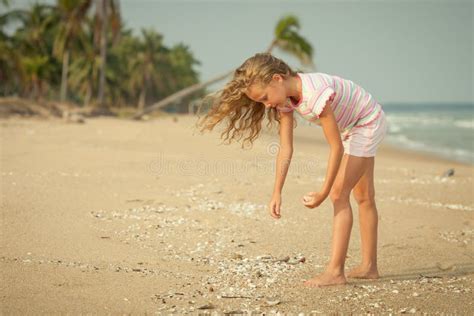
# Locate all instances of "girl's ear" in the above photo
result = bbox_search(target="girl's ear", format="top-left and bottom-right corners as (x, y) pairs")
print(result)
(272, 74), (284, 83)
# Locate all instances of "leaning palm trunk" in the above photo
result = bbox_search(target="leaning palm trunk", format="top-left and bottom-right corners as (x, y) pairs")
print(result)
(132, 70), (233, 120)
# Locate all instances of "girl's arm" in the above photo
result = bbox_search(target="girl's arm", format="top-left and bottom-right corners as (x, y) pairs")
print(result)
(269, 110), (293, 218)
(272, 110), (294, 196)
(302, 103), (343, 209)
(318, 104), (344, 195)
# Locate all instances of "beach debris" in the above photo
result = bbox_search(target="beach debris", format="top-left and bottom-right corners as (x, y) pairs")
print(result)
(439, 229), (474, 245)
(170, 184), (266, 216)
(208, 253), (306, 298)
(85, 181), (474, 312)
(263, 297), (281, 307)
(63, 111), (85, 124)
(288, 256), (306, 265)
(386, 196), (474, 211)
(273, 256), (290, 263)
(441, 168), (455, 177)
(436, 262), (456, 271)
(231, 253), (243, 260)
(0, 97), (79, 118)
(399, 307), (417, 314)
(419, 274), (442, 279)
(1, 254), (473, 312)
(197, 303), (215, 310)
(228, 201), (266, 216)
(223, 310), (248, 315)
(220, 295), (253, 299)
(90, 204), (177, 221)
(0, 255), (184, 278)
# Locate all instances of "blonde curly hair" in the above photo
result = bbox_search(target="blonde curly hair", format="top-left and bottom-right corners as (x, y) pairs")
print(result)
(195, 52), (299, 149)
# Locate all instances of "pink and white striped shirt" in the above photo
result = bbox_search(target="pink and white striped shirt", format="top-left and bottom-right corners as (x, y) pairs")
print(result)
(277, 72), (382, 133)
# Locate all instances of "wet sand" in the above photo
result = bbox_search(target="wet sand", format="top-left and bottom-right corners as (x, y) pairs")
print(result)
(1, 115), (473, 314)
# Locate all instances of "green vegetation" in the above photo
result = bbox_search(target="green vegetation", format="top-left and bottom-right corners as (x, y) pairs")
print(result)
(1, 1), (315, 118)
(0, 0), (202, 114)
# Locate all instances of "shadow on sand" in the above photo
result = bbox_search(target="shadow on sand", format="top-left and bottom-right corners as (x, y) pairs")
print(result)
(349, 262), (474, 284)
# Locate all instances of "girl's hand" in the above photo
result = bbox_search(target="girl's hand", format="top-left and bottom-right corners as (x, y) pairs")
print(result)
(268, 194), (282, 219)
(302, 191), (327, 208)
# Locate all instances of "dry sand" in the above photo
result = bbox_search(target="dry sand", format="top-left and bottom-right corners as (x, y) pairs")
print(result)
(1, 115), (473, 314)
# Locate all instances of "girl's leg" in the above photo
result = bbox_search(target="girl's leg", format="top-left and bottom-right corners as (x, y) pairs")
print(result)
(347, 156), (380, 278)
(303, 153), (372, 287)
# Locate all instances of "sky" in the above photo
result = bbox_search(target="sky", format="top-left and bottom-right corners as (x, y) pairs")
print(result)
(7, 0), (474, 104)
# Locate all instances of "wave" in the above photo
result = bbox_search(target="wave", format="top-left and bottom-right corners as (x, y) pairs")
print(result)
(454, 120), (474, 129)
(386, 115), (465, 127)
(385, 134), (473, 164)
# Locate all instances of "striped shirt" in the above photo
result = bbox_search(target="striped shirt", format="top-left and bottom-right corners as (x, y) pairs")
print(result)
(277, 72), (382, 134)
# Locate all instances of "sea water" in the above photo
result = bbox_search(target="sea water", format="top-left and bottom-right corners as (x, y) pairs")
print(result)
(382, 103), (473, 164)
(295, 102), (473, 164)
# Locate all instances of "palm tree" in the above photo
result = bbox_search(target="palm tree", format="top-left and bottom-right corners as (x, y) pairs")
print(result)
(68, 18), (98, 106)
(105, 28), (137, 106)
(21, 55), (52, 100)
(0, 9), (23, 94)
(132, 14), (315, 120)
(166, 44), (201, 96)
(53, 0), (92, 103)
(92, 0), (121, 115)
(7, 4), (56, 54)
(128, 29), (172, 110)
(2, 3), (57, 97)
(161, 43), (202, 113)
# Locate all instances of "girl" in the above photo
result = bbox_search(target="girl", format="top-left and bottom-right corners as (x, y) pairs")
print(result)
(196, 52), (388, 288)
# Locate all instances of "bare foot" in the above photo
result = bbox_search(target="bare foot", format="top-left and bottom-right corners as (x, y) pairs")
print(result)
(346, 265), (379, 279)
(303, 271), (347, 288)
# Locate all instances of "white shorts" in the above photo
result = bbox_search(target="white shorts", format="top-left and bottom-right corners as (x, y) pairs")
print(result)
(341, 110), (388, 157)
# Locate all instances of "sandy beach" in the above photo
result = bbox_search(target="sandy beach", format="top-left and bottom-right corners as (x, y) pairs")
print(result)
(1, 114), (473, 314)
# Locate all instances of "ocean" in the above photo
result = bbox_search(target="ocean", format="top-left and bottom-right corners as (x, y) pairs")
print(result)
(382, 103), (473, 165)
(295, 102), (473, 164)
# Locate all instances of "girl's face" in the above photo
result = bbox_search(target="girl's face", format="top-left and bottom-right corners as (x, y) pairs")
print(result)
(245, 74), (288, 109)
